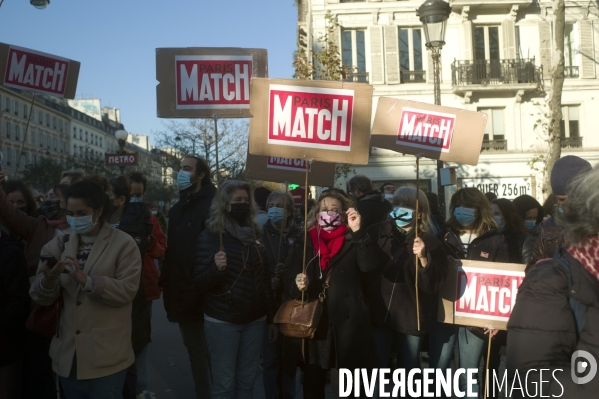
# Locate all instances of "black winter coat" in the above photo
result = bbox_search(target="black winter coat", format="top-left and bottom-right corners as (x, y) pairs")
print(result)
(443, 226), (509, 263)
(283, 228), (380, 370)
(193, 228), (275, 324)
(262, 219), (301, 304)
(356, 191), (393, 231)
(159, 184), (216, 323)
(506, 248), (599, 397)
(0, 235), (30, 368)
(502, 230), (528, 264)
(365, 221), (448, 335)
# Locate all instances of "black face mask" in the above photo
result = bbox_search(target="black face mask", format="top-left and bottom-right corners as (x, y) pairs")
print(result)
(228, 203), (250, 223)
(39, 199), (64, 220)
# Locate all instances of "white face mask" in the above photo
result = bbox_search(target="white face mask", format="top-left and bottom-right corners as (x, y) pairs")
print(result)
(384, 193), (394, 202)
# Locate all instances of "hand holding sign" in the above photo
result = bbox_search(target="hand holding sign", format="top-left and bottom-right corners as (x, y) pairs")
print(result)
(413, 237), (427, 266)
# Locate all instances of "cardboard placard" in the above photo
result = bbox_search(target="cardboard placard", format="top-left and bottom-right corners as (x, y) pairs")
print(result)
(245, 153), (336, 187)
(156, 47), (268, 118)
(371, 98), (487, 166)
(248, 78), (373, 165)
(0, 43), (80, 99)
(438, 260), (526, 331)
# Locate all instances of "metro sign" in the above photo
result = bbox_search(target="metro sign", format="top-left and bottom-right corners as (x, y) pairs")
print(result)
(266, 156), (312, 172)
(105, 153), (138, 166)
(397, 107), (456, 153)
(268, 85), (354, 151)
(175, 55), (252, 110)
(3, 46), (69, 97)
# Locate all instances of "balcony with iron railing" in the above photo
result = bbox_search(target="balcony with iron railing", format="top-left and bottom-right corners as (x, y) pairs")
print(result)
(481, 139), (508, 152)
(344, 72), (369, 83)
(452, 58), (541, 95)
(561, 136), (583, 148)
(400, 70), (426, 84)
(564, 66), (579, 79)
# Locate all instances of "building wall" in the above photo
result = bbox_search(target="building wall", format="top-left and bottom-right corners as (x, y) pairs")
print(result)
(305, 0), (599, 203)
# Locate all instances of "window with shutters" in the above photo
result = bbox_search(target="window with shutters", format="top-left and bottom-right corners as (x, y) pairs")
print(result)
(85, 131), (88, 142)
(46, 114), (50, 127)
(398, 28), (425, 83)
(4, 96), (9, 111)
(560, 105), (582, 148)
(38, 111), (43, 124)
(15, 125), (20, 141)
(73, 127), (77, 138)
(479, 108), (507, 151)
(14, 100), (19, 116)
(79, 129), (82, 140)
(23, 104), (28, 118)
(342, 29), (368, 82)
(473, 26), (502, 81)
(52, 117), (56, 129)
(564, 23), (580, 78)
(5, 122), (11, 139)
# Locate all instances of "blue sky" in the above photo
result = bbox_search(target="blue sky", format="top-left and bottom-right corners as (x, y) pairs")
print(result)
(0, 0), (297, 141)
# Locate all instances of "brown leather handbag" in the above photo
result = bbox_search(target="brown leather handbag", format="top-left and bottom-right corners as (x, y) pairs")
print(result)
(274, 271), (332, 339)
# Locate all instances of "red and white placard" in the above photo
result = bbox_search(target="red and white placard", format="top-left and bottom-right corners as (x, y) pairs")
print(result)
(245, 153), (335, 187)
(397, 107), (456, 153)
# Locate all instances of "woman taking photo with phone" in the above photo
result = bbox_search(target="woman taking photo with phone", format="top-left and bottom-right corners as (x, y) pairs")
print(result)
(29, 179), (142, 399)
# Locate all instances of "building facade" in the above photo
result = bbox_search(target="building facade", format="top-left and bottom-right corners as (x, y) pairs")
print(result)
(301, 0), (599, 203)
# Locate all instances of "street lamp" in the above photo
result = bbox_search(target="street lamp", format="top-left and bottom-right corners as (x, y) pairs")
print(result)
(418, 0), (451, 215)
(30, 0), (49, 9)
(115, 129), (128, 175)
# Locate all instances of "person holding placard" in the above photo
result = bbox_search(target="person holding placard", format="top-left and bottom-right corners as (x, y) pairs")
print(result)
(261, 190), (301, 399)
(432, 187), (508, 398)
(364, 187), (449, 396)
(283, 189), (380, 399)
(507, 164), (599, 397)
(193, 180), (277, 399)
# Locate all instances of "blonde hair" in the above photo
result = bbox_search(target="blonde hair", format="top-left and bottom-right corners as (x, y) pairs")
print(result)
(205, 180), (262, 234)
(392, 187), (434, 233)
(306, 189), (353, 230)
(447, 187), (497, 235)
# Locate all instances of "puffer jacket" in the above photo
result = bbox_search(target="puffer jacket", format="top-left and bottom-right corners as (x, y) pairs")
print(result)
(506, 248), (599, 397)
(192, 228), (274, 324)
(443, 226), (509, 263)
(530, 216), (560, 267)
(356, 190), (393, 231)
(364, 220), (448, 335)
(159, 183), (216, 323)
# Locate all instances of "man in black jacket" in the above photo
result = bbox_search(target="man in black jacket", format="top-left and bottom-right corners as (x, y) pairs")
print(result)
(158, 156), (216, 399)
(348, 174), (393, 231)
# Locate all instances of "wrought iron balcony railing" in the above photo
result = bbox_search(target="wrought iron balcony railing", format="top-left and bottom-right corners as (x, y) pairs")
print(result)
(564, 66), (579, 79)
(400, 70), (426, 84)
(481, 139), (508, 152)
(561, 136), (583, 148)
(344, 72), (369, 83)
(452, 58), (538, 86)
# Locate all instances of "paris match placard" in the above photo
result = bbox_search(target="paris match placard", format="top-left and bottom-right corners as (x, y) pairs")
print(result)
(245, 153), (336, 187)
(437, 260), (526, 330)
(156, 47), (267, 118)
(0, 43), (80, 99)
(371, 98), (487, 166)
(249, 78), (373, 165)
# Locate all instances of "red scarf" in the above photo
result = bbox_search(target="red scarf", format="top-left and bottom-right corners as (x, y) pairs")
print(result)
(47, 218), (70, 231)
(309, 225), (348, 272)
(566, 236), (599, 281)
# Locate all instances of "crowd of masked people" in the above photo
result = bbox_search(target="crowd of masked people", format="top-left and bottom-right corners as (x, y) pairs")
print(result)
(1, 154), (598, 399)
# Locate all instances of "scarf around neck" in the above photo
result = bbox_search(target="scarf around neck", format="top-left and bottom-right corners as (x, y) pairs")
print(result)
(309, 225), (348, 272)
(566, 236), (599, 281)
(47, 217), (70, 230)
(224, 217), (258, 247)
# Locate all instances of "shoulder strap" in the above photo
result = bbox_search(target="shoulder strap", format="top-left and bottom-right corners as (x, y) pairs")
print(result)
(553, 246), (587, 334)
(61, 234), (70, 253)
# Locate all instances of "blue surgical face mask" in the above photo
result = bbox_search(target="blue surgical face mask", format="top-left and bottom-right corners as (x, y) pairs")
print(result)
(384, 194), (394, 202)
(67, 214), (97, 235)
(524, 219), (536, 231)
(177, 170), (193, 191)
(130, 198), (143, 203)
(454, 207), (477, 227)
(494, 215), (505, 231)
(390, 206), (414, 228)
(267, 207), (285, 224)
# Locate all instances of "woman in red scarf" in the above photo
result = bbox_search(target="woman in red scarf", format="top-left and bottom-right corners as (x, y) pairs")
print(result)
(282, 189), (380, 399)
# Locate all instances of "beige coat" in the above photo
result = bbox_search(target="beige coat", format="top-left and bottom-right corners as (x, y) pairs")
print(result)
(30, 222), (142, 380)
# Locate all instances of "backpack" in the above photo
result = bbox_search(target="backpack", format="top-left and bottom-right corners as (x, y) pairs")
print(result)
(553, 246), (587, 334)
(118, 202), (153, 258)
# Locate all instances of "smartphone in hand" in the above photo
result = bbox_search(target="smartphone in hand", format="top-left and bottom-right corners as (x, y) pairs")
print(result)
(39, 255), (68, 273)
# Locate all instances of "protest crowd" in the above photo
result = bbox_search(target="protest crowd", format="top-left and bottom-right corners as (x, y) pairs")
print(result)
(0, 153), (598, 399)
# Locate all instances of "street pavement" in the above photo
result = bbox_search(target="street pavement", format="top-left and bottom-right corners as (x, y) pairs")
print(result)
(146, 296), (333, 399)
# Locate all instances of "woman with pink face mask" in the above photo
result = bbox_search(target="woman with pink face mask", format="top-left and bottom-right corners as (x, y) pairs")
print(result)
(282, 189), (380, 399)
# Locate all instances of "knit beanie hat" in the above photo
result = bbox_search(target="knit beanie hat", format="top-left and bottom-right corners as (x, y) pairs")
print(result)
(550, 155), (592, 195)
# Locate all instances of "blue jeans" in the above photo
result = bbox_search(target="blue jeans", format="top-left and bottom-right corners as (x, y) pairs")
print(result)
(59, 357), (127, 399)
(457, 327), (485, 398)
(262, 327), (281, 399)
(427, 320), (458, 399)
(204, 317), (266, 399)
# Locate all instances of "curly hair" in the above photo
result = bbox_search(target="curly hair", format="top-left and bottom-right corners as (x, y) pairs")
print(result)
(556, 165), (599, 247)
(205, 180), (262, 234)
(447, 187), (498, 235)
